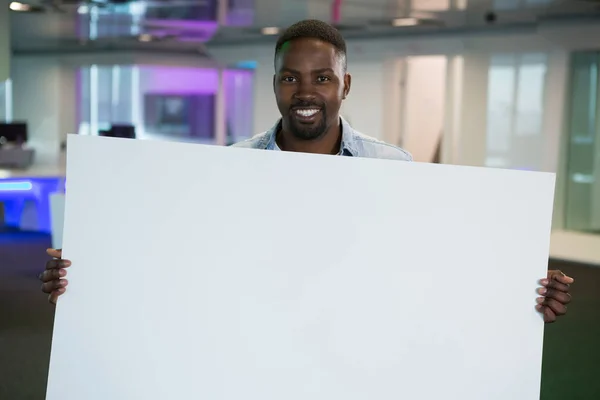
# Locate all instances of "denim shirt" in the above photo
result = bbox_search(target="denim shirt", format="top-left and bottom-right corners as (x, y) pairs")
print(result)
(231, 117), (413, 161)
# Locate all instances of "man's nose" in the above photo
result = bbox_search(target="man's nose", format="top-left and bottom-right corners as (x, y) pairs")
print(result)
(294, 81), (316, 101)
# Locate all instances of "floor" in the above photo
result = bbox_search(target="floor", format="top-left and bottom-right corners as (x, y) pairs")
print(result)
(0, 231), (55, 399)
(1, 231), (599, 399)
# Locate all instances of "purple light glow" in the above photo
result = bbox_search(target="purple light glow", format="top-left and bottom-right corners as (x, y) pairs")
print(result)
(140, 66), (255, 142)
(143, 20), (219, 33)
(141, 66), (220, 94)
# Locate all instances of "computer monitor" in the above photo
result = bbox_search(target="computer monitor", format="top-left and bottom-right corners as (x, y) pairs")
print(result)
(99, 125), (136, 139)
(0, 122), (28, 146)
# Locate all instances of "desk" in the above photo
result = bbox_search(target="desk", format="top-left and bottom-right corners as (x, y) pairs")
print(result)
(0, 157), (66, 233)
(0, 155), (72, 248)
(0, 147), (35, 169)
(0, 177), (64, 233)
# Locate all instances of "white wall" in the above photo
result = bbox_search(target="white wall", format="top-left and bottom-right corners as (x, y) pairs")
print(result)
(0, 0), (10, 83)
(339, 58), (385, 139)
(11, 57), (76, 167)
(401, 56), (447, 163)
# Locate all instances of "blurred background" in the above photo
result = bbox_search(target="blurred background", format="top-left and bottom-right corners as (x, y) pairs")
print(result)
(0, 0), (599, 398)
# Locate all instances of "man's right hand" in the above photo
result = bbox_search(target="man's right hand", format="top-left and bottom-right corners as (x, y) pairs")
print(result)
(39, 248), (70, 305)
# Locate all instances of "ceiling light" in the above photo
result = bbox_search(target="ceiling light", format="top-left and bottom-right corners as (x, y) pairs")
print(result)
(392, 17), (419, 27)
(261, 27), (280, 35)
(9, 2), (31, 11)
(77, 5), (89, 14)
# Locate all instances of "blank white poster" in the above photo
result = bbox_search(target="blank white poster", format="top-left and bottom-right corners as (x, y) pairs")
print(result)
(46, 134), (555, 400)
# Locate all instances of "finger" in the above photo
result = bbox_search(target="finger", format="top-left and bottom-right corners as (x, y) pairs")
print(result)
(543, 298), (567, 317)
(554, 274), (574, 285)
(536, 304), (556, 323)
(46, 248), (62, 259)
(45, 258), (71, 270)
(39, 268), (67, 283)
(546, 288), (572, 304)
(41, 279), (68, 294)
(548, 270), (574, 285)
(539, 278), (570, 292)
(537, 287), (572, 304)
(546, 279), (571, 293)
(48, 288), (66, 305)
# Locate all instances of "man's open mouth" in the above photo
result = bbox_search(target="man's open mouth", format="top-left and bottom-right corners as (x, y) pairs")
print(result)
(293, 108), (321, 120)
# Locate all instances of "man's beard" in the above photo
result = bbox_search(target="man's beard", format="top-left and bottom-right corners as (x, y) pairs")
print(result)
(287, 107), (328, 141)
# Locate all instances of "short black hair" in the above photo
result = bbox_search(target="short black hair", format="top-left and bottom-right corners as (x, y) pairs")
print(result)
(274, 19), (347, 71)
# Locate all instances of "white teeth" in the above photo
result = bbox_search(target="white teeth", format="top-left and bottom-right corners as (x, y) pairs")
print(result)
(295, 109), (320, 117)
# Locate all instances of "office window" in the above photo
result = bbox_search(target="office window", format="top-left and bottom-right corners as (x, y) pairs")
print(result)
(485, 53), (547, 169)
(564, 52), (600, 234)
(77, 65), (255, 144)
(515, 58), (546, 137)
(77, 3), (147, 39)
(78, 65), (134, 136)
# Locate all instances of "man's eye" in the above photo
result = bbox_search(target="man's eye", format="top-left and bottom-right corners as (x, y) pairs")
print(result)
(282, 76), (297, 82)
(317, 76), (331, 82)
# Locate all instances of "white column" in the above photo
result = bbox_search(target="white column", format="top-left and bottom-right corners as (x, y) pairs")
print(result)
(59, 65), (77, 138)
(130, 65), (143, 139)
(90, 64), (99, 136)
(454, 52), (490, 166)
(401, 56), (447, 162)
(442, 55), (464, 164)
(4, 78), (12, 122)
(382, 57), (404, 147)
(215, 69), (227, 146)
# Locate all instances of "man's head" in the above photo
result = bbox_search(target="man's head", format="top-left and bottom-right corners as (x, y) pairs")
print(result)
(273, 19), (351, 142)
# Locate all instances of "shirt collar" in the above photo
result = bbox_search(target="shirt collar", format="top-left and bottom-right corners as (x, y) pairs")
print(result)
(264, 116), (357, 156)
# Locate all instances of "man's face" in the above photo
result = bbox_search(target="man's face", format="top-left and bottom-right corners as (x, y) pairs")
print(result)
(274, 38), (351, 141)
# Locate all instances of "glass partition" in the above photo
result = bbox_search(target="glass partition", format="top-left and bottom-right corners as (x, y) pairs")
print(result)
(564, 52), (600, 233)
(485, 53), (548, 170)
(77, 65), (255, 145)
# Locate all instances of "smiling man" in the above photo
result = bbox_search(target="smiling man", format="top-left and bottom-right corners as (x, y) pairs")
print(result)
(40, 19), (573, 322)
(231, 19), (413, 160)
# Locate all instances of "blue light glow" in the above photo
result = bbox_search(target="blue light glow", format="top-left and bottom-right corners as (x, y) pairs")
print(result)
(0, 177), (63, 233)
(0, 181), (33, 191)
(236, 60), (257, 69)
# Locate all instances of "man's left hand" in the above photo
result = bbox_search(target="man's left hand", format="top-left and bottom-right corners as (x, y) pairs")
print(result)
(537, 270), (574, 323)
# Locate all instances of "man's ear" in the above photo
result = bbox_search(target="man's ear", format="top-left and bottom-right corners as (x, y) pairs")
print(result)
(343, 73), (352, 99)
(273, 74), (276, 94)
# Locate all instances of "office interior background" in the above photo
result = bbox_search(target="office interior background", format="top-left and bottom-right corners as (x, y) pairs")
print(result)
(1, 0), (599, 398)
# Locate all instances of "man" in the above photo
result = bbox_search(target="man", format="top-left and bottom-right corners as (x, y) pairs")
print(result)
(39, 19), (573, 322)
